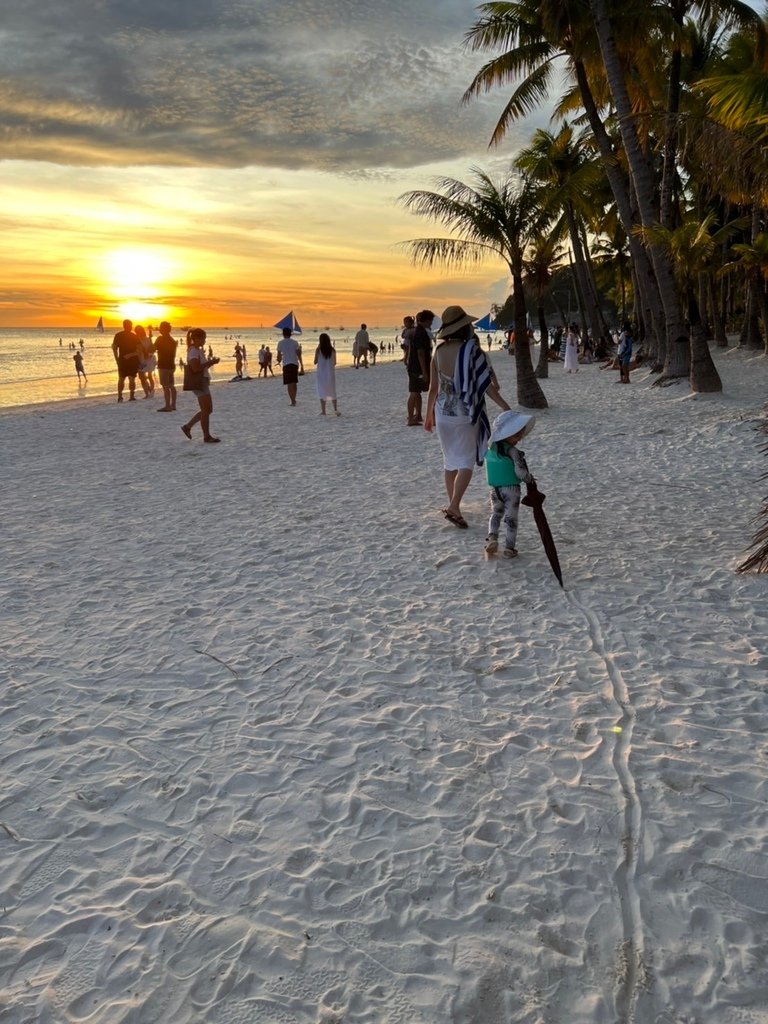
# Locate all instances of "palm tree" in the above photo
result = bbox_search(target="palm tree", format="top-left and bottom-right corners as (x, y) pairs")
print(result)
(724, 233), (768, 354)
(587, 0), (730, 389)
(641, 212), (743, 388)
(462, 0), (671, 370)
(524, 233), (566, 377)
(398, 169), (548, 408)
(657, 0), (760, 229)
(515, 123), (611, 348)
(698, 15), (768, 140)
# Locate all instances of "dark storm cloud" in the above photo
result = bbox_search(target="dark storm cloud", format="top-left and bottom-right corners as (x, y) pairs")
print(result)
(0, 0), (516, 171)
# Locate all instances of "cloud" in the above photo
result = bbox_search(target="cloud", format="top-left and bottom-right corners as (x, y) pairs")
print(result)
(0, 0), (522, 172)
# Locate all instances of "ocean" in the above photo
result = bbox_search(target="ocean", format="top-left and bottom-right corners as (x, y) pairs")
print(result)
(0, 327), (409, 410)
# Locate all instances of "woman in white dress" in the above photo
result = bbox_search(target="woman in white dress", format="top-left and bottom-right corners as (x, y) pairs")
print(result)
(314, 333), (339, 415)
(564, 325), (580, 372)
(424, 306), (510, 529)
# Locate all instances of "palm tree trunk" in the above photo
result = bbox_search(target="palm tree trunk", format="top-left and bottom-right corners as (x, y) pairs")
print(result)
(580, 222), (613, 343)
(706, 273), (729, 348)
(660, 46), (682, 229)
(746, 277), (765, 349)
(567, 246), (590, 333)
(512, 272), (548, 408)
(573, 59), (666, 363)
(535, 302), (549, 378)
(566, 208), (604, 346)
(753, 277), (768, 352)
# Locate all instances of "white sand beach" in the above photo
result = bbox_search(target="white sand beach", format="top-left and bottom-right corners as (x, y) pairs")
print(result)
(1, 348), (767, 1024)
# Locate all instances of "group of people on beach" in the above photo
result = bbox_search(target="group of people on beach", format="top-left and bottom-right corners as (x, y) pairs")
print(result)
(111, 320), (163, 402)
(106, 307), (641, 563)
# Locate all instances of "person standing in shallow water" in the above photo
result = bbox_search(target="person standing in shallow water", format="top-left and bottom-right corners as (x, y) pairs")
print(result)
(181, 328), (221, 443)
(73, 349), (87, 384)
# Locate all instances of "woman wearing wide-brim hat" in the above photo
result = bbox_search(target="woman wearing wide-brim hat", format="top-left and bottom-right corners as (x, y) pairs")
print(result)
(424, 305), (510, 529)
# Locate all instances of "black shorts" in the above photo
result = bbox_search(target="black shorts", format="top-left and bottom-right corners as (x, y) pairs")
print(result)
(118, 356), (139, 379)
(282, 364), (299, 385)
(408, 372), (428, 394)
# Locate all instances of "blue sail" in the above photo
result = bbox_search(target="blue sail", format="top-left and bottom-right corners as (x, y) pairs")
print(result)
(473, 312), (499, 332)
(273, 311), (303, 334)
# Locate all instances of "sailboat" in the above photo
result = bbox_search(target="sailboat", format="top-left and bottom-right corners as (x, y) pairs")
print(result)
(473, 312), (499, 332)
(273, 311), (302, 334)
(96, 316), (105, 333)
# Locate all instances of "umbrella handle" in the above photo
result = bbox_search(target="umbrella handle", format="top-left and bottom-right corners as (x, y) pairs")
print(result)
(522, 480), (545, 507)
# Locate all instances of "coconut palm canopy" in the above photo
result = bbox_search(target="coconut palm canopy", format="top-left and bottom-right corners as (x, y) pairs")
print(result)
(399, 169), (549, 409)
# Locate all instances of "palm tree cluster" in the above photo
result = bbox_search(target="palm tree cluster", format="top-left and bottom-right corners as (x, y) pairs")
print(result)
(399, 0), (768, 406)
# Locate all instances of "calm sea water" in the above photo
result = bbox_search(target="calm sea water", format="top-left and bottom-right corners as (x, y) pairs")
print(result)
(0, 327), (409, 410)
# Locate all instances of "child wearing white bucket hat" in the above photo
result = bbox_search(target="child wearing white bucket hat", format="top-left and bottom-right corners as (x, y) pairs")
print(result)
(484, 410), (536, 557)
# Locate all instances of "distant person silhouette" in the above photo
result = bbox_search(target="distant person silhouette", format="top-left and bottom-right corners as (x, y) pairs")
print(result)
(73, 350), (87, 384)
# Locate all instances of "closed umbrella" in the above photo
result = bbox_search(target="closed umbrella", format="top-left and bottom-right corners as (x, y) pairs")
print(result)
(521, 480), (564, 587)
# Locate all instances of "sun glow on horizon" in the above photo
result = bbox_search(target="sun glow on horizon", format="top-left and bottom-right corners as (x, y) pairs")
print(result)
(95, 248), (182, 326)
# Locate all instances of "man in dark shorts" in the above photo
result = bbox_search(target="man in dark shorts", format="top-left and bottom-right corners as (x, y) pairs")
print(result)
(276, 328), (303, 406)
(406, 309), (434, 425)
(153, 321), (178, 411)
(111, 319), (140, 402)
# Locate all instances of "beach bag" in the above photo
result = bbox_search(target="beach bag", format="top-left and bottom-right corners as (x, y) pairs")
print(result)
(183, 361), (205, 391)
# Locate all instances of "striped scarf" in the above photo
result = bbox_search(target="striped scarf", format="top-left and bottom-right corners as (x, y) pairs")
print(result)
(454, 340), (492, 465)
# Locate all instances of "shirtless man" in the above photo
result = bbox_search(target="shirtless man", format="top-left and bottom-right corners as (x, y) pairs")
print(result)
(111, 319), (140, 402)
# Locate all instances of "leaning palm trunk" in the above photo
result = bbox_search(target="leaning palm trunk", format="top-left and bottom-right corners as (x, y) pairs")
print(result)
(569, 222), (601, 342)
(567, 246), (591, 335)
(588, 0), (721, 391)
(580, 222), (613, 344)
(513, 272), (548, 408)
(573, 59), (666, 363)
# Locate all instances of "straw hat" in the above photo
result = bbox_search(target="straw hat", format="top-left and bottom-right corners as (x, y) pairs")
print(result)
(489, 410), (536, 445)
(437, 305), (477, 338)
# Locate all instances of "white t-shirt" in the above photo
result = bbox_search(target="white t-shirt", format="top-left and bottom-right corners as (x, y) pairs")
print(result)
(277, 337), (301, 366)
(187, 345), (209, 379)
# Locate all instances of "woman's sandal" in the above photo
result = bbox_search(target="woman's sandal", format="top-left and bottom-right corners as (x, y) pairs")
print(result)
(443, 509), (468, 529)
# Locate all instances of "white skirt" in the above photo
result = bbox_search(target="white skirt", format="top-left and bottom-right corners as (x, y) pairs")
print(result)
(436, 413), (478, 471)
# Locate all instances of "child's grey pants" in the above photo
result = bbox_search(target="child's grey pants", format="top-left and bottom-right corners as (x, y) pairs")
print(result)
(488, 485), (521, 549)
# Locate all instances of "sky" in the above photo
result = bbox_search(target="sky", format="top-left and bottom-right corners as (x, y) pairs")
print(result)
(0, 0), (547, 328)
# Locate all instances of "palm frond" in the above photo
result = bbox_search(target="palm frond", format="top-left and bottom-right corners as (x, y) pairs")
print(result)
(397, 237), (496, 270)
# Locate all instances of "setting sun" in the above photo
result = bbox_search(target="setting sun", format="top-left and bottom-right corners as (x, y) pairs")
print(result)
(99, 248), (179, 325)
(105, 249), (171, 300)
